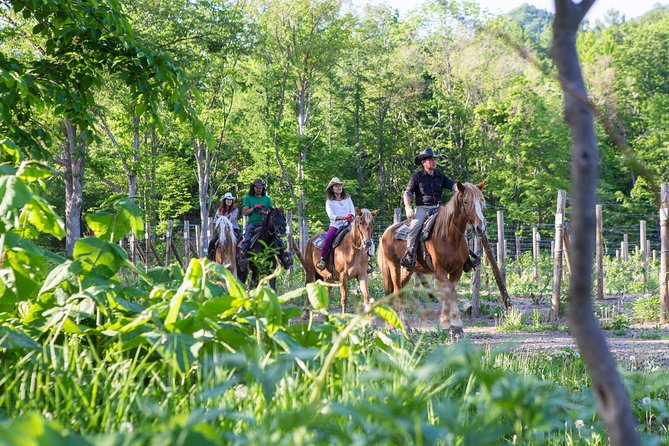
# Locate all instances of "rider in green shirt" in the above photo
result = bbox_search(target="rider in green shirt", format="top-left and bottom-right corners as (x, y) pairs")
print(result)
(239, 178), (290, 268)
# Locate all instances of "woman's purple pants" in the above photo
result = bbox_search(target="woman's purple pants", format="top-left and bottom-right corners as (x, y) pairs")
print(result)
(320, 226), (338, 258)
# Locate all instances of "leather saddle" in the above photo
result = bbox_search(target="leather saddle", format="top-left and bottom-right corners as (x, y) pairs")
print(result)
(394, 207), (439, 241)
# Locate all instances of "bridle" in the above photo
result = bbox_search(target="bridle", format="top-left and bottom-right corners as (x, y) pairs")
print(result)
(351, 214), (373, 251)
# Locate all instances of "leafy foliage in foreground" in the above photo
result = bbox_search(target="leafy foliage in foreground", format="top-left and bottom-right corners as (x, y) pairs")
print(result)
(2, 156), (669, 444)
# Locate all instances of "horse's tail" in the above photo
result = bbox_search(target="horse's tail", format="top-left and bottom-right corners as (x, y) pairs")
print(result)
(288, 234), (307, 269)
(377, 235), (393, 296)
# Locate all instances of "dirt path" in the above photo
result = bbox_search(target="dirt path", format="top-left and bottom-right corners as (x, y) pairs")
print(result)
(395, 297), (669, 367)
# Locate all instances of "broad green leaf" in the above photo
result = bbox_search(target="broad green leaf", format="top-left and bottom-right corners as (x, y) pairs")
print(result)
(73, 237), (127, 278)
(277, 286), (307, 304)
(0, 326), (40, 351)
(16, 161), (53, 182)
(0, 175), (31, 216)
(86, 212), (115, 241)
(0, 412), (89, 446)
(165, 258), (204, 326)
(5, 249), (47, 302)
(39, 260), (82, 296)
(23, 195), (65, 238)
(373, 304), (406, 334)
(306, 282), (329, 313)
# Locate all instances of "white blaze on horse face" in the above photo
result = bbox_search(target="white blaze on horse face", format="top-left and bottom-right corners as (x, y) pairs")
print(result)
(474, 200), (486, 232)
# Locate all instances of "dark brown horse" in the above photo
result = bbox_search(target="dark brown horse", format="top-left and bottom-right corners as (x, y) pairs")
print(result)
(303, 208), (378, 313)
(210, 215), (237, 278)
(238, 207), (288, 290)
(378, 181), (486, 336)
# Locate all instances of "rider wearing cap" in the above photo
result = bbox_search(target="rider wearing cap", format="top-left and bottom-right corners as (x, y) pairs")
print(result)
(239, 178), (290, 268)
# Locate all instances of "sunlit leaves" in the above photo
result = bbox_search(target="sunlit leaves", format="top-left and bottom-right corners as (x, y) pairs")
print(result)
(86, 195), (143, 243)
(73, 237), (127, 278)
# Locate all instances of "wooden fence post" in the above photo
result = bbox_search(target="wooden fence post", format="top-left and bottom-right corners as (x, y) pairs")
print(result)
(393, 208), (402, 224)
(622, 234), (629, 262)
(551, 190), (566, 320)
(184, 220), (190, 259)
(145, 222), (151, 273)
(532, 227), (540, 283)
(129, 233), (136, 264)
(166, 219), (173, 265)
(515, 235), (521, 262)
(641, 220), (647, 287)
(480, 234), (511, 310)
(496, 210), (505, 286)
(596, 204), (604, 300)
(195, 225), (201, 255)
(471, 235), (482, 317)
(660, 183), (669, 323)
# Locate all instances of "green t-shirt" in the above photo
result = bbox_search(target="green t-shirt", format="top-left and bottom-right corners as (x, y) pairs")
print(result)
(243, 194), (273, 225)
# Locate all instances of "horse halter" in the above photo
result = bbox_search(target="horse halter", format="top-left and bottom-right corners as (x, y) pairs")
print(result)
(456, 191), (485, 235)
(352, 215), (373, 251)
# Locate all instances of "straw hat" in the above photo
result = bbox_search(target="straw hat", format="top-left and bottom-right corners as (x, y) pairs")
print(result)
(326, 177), (344, 191)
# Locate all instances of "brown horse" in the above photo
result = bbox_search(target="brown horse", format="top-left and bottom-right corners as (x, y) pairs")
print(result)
(378, 181), (486, 336)
(304, 208), (379, 313)
(210, 215), (237, 278)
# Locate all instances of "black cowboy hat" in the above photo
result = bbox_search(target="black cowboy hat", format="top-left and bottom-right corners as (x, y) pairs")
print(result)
(414, 147), (438, 165)
(252, 178), (265, 188)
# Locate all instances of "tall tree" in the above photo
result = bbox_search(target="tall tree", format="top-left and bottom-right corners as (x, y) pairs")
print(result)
(552, 0), (639, 444)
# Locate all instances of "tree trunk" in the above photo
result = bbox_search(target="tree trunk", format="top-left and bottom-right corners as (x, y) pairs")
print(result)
(195, 138), (211, 256)
(130, 117), (139, 199)
(552, 1), (639, 444)
(62, 119), (85, 256)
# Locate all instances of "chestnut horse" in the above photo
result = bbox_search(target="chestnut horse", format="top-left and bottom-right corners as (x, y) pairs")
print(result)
(304, 208), (378, 313)
(210, 215), (237, 278)
(378, 181), (486, 336)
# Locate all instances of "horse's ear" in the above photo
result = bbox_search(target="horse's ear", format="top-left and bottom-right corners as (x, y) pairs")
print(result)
(355, 207), (361, 216)
(456, 181), (465, 193)
(371, 209), (379, 217)
(476, 180), (487, 190)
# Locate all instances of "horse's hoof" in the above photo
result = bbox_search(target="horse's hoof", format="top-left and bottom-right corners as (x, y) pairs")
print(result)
(449, 326), (465, 340)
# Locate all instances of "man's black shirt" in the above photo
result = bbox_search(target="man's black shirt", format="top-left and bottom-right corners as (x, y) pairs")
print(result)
(405, 170), (455, 206)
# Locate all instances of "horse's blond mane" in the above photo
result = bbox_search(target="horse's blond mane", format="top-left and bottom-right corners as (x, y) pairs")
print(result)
(215, 216), (236, 247)
(432, 183), (485, 241)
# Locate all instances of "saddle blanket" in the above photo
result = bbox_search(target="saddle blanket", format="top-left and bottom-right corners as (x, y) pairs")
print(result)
(313, 224), (351, 250)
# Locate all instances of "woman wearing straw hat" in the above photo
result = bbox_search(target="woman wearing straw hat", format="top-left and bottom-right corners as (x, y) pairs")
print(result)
(208, 192), (240, 258)
(316, 177), (355, 271)
(215, 192), (240, 238)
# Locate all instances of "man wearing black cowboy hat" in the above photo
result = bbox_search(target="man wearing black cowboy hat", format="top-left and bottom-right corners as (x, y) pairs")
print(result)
(400, 147), (479, 272)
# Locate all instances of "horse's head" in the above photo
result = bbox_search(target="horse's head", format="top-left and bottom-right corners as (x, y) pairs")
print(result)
(214, 215), (235, 245)
(454, 181), (487, 235)
(264, 207), (287, 238)
(353, 208), (378, 251)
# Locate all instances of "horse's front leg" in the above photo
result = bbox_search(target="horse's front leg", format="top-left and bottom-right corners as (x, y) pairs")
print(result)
(358, 274), (370, 312)
(437, 275), (464, 338)
(339, 278), (349, 315)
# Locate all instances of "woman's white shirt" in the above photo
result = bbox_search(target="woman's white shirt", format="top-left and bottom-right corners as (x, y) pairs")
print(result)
(326, 197), (355, 228)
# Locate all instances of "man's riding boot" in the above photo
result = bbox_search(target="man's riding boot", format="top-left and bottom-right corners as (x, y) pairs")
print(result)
(463, 251), (480, 272)
(238, 242), (249, 268)
(400, 251), (416, 269)
(279, 250), (293, 269)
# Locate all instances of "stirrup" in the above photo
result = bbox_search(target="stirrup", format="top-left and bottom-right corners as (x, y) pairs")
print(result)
(316, 258), (326, 271)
